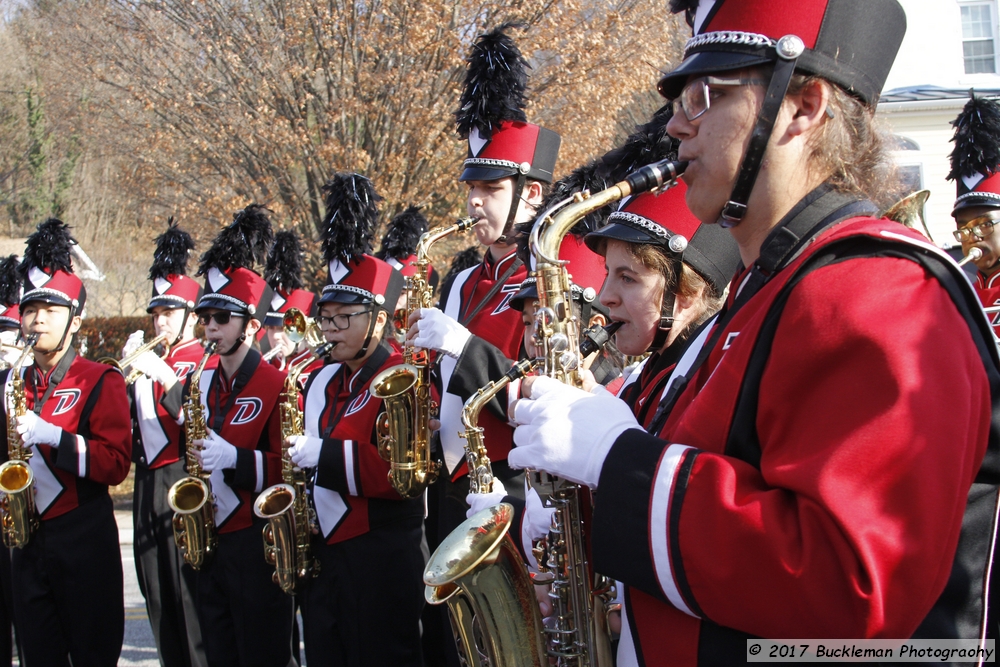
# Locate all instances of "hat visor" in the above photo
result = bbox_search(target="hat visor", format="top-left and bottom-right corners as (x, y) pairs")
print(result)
(318, 291), (371, 306)
(460, 165), (518, 182)
(952, 195), (1000, 217)
(263, 314), (284, 327)
(584, 222), (669, 253)
(658, 50), (774, 100)
(20, 291), (74, 309)
(0, 317), (19, 329)
(195, 296), (248, 314)
(147, 295), (191, 313)
(509, 283), (538, 312)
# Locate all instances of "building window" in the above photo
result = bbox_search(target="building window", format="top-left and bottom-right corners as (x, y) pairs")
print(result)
(962, 2), (997, 73)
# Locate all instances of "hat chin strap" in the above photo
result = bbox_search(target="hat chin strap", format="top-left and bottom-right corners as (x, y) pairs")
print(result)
(718, 52), (800, 229)
(354, 306), (380, 360)
(496, 172), (528, 245)
(648, 292), (677, 352)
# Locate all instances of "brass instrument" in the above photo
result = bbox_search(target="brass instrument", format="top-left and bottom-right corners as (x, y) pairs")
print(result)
(167, 341), (218, 570)
(959, 247), (984, 267)
(371, 216), (481, 499)
(0, 334), (39, 548)
(0, 343), (25, 372)
(882, 188), (934, 242)
(254, 309), (335, 595)
(260, 308), (324, 365)
(525, 159), (686, 666)
(99, 333), (170, 385)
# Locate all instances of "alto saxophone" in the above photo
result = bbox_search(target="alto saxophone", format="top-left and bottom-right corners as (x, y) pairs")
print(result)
(424, 358), (548, 667)
(0, 334), (40, 548)
(371, 216), (480, 498)
(525, 158), (687, 666)
(254, 339), (335, 595)
(168, 342), (218, 570)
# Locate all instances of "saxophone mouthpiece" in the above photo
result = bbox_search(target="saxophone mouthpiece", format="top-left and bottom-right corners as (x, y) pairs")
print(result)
(958, 246), (984, 267)
(579, 321), (624, 357)
(624, 159), (688, 196)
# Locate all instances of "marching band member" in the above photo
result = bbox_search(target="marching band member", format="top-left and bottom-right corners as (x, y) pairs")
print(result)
(948, 93), (1000, 337)
(507, 0), (1000, 663)
(189, 205), (295, 667)
(375, 205), (439, 325)
(288, 173), (423, 666)
(2, 219), (131, 666)
(129, 220), (207, 667)
(262, 230), (318, 382)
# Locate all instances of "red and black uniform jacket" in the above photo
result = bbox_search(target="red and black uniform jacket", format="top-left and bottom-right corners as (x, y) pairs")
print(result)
(184, 350), (283, 534)
(975, 270), (1000, 337)
(130, 338), (204, 469)
(436, 249), (527, 480)
(591, 190), (1000, 665)
(302, 342), (423, 544)
(1, 350), (131, 520)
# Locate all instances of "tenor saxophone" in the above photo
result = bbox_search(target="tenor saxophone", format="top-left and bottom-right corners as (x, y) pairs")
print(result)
(524, 158), (687, 666)
(371, 216), (480, 499)
(253, 339), (335, 595)
(0, 334), (39, 548)
(167, 342), (218, 570)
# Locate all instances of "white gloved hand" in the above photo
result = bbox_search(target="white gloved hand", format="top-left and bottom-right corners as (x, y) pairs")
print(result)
(288, 435), (323, 469)
(523, 486), (556, 571)
(408, 308), (472, 359)
(195, 429), (238, 472)
(16, 411), (62, 447)
(0, 345), (20, 368)
(465, 477), (508, 519)
(122, 330), (146, 358)
(130, 350), (177, 389)
(507, 377), (639, 489)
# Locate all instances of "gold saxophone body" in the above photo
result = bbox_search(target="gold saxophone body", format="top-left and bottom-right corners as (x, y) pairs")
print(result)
(525, 158), (686, 666)
(424, 358), (547, 667)
(254, 312), (335, 595)
(168, 342), (218, 570)
(0, 334), (40, 549)
(371, 216), (480, 499)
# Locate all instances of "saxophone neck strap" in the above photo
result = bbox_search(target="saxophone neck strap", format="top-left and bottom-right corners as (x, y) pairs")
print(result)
(30, 347), (77, 416)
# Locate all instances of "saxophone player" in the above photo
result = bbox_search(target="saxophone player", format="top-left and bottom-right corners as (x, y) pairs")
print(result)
(285, 173), (424, 667)
(127, 220), (208, 667)
(262, 230), (318, 376)
(510, 0), (1000, 662)
(2, 219), (131, 666)
(187, 204), (295, 667)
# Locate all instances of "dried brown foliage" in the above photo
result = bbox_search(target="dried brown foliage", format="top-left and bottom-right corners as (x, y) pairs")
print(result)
(1, 0), (686, 313)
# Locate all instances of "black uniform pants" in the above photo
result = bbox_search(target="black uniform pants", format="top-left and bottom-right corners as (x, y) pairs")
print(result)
(194, 519), (296, 667)
(422, 461), (525, 667)
(300, 517), (425, 667)
(134, 461), (207, 667)
(12, 493), (124, 667)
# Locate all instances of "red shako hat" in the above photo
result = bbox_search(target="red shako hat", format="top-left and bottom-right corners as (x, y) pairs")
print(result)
(19, 219), (86, 314)
(948, 93), (1000, 215)
(148, 218), (202, 313)
(0, 255), (20, 329)
(264, 230), (316, 326)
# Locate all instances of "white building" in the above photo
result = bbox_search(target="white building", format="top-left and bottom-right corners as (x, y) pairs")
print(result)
(878, 0), (1000, 247)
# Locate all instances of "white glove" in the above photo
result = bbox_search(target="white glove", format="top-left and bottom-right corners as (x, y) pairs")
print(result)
(122, 330), (146, 358)
(16, 411), (62, 447)
(465, 477), (508, 519)
(507, 377), (639, 489)
(0, 345), (20, 368)
(408, 308), (472, 359)
(195, 429), (238, 472)
(288, 435), (323, 469)
(130, 350), (177, 389)
(523, 487), (556, 571)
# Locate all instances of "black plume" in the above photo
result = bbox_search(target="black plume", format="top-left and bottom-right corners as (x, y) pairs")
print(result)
(265, 230), (305, 292)
(456, 23), (529, 139)
(443, 246), (482, 284)
(668, 0), (699, 26)
(18, 218), (76, 281)
(376, 206), (429, 261)
(0, 255), (20, 307)
(149, 217), (195, 281)
(948, 92), (1000, 182)
(198, 204), (274, 276)
(320, 173), (381, 264)
(602, 104), (677, 183)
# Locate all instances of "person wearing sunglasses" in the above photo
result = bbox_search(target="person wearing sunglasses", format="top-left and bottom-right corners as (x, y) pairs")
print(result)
(186, 204), (297, 667)
(286, 173), (423, 667)
(506, 0), (1000, 663)
(949, 94), (1000, 337)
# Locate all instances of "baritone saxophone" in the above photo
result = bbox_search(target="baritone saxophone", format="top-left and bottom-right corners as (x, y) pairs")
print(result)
(168, 341), (218, 570)
(0, 334), (40, 549)
(371, 216), (481, 499)
(254, 309), (335, 595)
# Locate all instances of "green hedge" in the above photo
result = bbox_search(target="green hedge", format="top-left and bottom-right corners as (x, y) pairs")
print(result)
(76, 316), (153, 361)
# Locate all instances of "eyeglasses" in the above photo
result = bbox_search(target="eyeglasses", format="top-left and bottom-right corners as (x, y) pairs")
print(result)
(316, 309), (372, 330)
(672, 75), (769, 122)
(953, 212), (1000, 243)
(197, 311), (243, 326)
